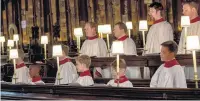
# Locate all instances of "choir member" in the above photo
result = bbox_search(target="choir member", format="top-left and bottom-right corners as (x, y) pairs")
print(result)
(178, 0), (200, 79)
(75, 55), (94, 86)
(55, 45), (78, 85)
(28, 62), (45, 85)
(107, 59), (133, 87)
(150, 41), (187, 88)
(12, 49), (29, 84)
(80, 22), (109, 78)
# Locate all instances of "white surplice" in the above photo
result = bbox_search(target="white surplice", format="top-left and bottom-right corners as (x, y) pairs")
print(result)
(76, 70), (94, 86)
(178, 16), (200, 79)
(111, 35), (141, 79)
(12, 62), (29, 84)
(80, 36), (109, 78)
(144, 19), (174, 79)
(55, 57), (78, 85)
(150, 59), (187, 88)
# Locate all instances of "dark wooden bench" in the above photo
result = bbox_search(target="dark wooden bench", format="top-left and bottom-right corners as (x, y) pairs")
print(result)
(1, 83), (200, 100)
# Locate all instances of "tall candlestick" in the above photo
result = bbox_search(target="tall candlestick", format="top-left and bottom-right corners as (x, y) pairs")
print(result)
(107, 34), (110, 49)
(192, 50), (198, 88)
(116, 54), (120, 87)
(128, 30), (131, 38)
(142, 31), (146, 49)
(184, 27), (188, 54)
(1, 42), (4, 53)
(44, 44), (47, 60)
(13, 59), (17, 84)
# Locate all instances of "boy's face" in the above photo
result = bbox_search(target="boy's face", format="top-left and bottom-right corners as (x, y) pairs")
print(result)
(149, 8), (160, 19)
(113, 25), (123, 38)
(29, 65), (40, 78)
(84, 24), (96, 37)
(160, 46), (175, 61)
(182, 4), (194, 17)
(75, 61), (84, 72)
(111, 68), (125, 79)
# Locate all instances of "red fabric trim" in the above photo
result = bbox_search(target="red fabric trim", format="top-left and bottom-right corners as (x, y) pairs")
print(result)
(164, 59), (180, 68)
(59, 58), (71, 65)
(32, 76), (42, 82)
(114, 75), (128, 83)
(154, 18), (165, 24)
(80, 70), (91, 77)
(16, 63), (25, 69)
(117, 35), (128, 41)
(87, 35), (98, 40)
(190, 16), (200, 23)
(95, 70), (102, 77)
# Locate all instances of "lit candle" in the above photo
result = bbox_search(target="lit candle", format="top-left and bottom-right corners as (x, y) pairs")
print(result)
(126, 22), (133, 38)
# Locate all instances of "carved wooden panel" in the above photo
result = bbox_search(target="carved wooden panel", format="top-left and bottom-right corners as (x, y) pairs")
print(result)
(2, 11), (8, 40)
(131, 0), (139, 36)
(35, 0), (41, 39)
(105, 0), (113, 26)
(25, 0), (33, 44)
(51, 0), (56, 25)
(75, 0), (79, 26)
(59, 0), (67, 41)
(112, 0), (121, 24)
(21, 0), (26, 44)
(8, 2), (13, 39)
(161, 0), (167, 20)
(87, 0), (94, 22)
(97, 0), (106, 24)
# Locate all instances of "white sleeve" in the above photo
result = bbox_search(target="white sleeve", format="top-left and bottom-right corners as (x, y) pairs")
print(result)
(123, 81), (133, 87)
(70, 63), (79, 82)
(124, 39), (137, 55)
(106, 80), (113, 86)
(150, 65), (163, 87)
(99, 39), (108, 57)
(76, 76), (94, 86)
(178, 30), (185, 54)
(80, 41), (87, 54)
(174, 67), (187, 88)
(158, 23), (174, 45)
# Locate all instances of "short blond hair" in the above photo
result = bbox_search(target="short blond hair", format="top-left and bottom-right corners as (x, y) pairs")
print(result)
(111, 59), (127, 71)
(62, 45), (69, 55)
(75, 55), (91, 68)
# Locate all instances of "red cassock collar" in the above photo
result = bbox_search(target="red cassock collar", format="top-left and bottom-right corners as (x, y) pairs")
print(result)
(164, 59), (180, 68)
(117, 35), (128, 41)
(154, 18), (165, 24)
(32, 76), (42, 82)
(80, 70), (92, 77)
(114, 75), (128, 83)
(190, 16), (200, 23)
(87, 35), (98, 40)
(16, 63), (26, 69)
(59, 58), (71, 65)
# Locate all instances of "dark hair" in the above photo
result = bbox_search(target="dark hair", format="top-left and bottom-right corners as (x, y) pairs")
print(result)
(182, 0), (199, 11)
(149, 2), (164, 11)
(115, 22), (128, 33)
(161, 41), (178, 55)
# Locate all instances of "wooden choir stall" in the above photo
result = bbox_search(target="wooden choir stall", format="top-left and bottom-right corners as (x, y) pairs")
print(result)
(1, 0), (200, 100)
